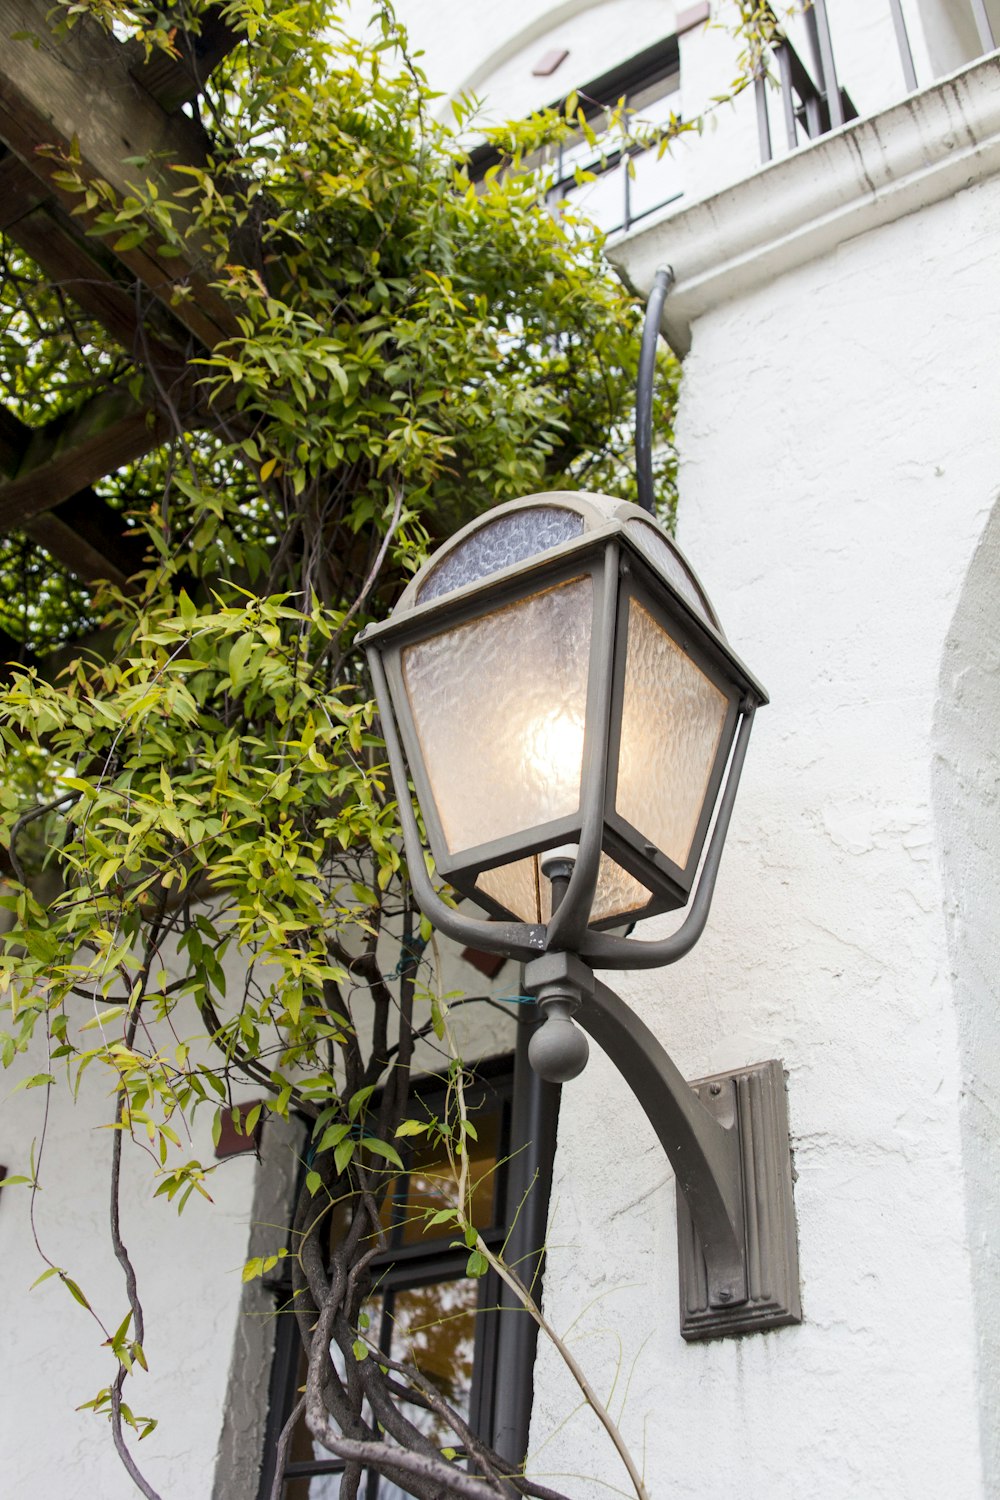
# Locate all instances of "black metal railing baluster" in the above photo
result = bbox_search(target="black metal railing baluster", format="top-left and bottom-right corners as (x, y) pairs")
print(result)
(755, 70), (773, 162)
(970, 0), (997, 52)
(812, 0), (845, 127)
(888, 0), (919, 91)
(775, 42), (798, 148)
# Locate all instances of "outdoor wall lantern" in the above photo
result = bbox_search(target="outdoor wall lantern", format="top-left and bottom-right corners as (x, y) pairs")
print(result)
(359, 274), (800, 1341)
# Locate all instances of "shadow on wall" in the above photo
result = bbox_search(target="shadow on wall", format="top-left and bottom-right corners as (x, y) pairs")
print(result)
(932, 485), (1000, 1499)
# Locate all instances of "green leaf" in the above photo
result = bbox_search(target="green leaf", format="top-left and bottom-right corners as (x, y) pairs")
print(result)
(29, 1266), (61, 1289)
(348, 1085), (375, 1121)
(316, 1122), (351, 1154)
(13, 1073), (54, 1092)
(465, 1249), (488, 1278)
(352, 1338), (368, 1361)
(80, 1005), (127, 1031)
(359, 1138), (404, 1170)
(61, 1275), (92, 1310)
(333, 1139), (355, 1176)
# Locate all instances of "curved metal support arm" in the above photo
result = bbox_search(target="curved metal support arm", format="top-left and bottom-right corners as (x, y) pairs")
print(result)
(579, 978), (746, 1306)
(367, 648), (546, 962)
(579, 704), (756, 970)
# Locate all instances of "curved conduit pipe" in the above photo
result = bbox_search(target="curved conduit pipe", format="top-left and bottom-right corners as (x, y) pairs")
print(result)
(634, 265), (674, 515)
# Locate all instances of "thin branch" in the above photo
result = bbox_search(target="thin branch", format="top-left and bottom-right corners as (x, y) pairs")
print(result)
(476, 1243), (649, 1500)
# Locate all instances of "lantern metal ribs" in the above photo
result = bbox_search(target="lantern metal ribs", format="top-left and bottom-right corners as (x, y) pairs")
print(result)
(360, 492), (801, 1340)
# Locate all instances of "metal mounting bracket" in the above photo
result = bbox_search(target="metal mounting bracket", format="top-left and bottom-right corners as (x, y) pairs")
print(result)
(563, 977), (801, 1341)
(677, 1060), (801, 1340)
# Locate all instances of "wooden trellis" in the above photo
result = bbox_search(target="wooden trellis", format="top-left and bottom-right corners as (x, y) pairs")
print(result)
(0, 0), (238, 610)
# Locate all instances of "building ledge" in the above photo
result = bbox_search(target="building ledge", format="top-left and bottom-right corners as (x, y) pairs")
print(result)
(609, 50), (1000, 355)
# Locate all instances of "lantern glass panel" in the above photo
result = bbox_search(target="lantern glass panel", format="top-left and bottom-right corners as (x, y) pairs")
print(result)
(402, 577), (592, 855)
(476, 851), (651, 926)
(615, 598), (729, 869)
(476, 858), (541, 923)
(587, 855), (653, 923)
(624, 518), (716, 628)
(417, 506), (583, 604)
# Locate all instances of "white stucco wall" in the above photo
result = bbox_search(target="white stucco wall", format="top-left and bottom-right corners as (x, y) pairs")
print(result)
(0, 1024), (260, 1498)
(933, 507), (1000, 1496)
(527, 108), (1000, 1500)
(369, 0), (679, 123)
(0, 927), (515, 1497)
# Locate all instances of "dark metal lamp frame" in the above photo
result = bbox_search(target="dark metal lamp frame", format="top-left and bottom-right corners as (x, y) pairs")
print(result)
(361, 500), (799, 1340)
(363, 509), (766, 945)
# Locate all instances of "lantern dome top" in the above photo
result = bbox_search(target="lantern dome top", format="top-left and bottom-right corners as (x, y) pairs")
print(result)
(397, 491), (723, 634)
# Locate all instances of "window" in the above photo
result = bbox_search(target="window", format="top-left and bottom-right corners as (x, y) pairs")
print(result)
(469, 37), (684, 236)
(258, 1042), (559, 1499)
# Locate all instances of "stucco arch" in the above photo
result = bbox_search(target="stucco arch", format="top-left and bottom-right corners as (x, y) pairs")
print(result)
(932, 487), (1000, 1498)
(427, 0), (679, 119)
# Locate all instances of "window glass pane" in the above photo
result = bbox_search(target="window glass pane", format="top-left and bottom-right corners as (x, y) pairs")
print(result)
(626, 140), (683, 222)
(398, 1109), (501, 1243)
(377, 1100), (502, 1244)
(556, 157), (627, 234)
(386, 1279), (479, 1446)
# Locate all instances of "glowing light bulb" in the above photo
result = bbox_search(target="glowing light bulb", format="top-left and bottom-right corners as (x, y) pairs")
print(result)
(523, 707), (585, 810)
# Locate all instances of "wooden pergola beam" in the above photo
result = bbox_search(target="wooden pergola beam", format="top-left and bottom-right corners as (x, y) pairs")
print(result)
(124, 7), (240, 115)
(0, 5), (242, 605)
(0, 0), (240, 351)
(0, 385), (171, 533)
(24, 488), (145, 589)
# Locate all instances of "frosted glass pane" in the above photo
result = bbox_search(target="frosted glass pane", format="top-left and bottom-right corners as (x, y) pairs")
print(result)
(627, 147), (682, 224)
(539, 850), (652, 924)
(591, 856), (652, 924)
(418, 506), (583, 603)
(625, 519), (716, 627)
(403, 578), (592, 853)
(616, 599), (728, 868)
(477, 858), (540, 923)
(478, 851), (650, 926)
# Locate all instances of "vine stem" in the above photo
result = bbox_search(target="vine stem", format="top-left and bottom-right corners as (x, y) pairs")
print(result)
(475, 1239), (649, 1500)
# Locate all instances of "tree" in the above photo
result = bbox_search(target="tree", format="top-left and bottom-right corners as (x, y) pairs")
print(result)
(0, 2), (679, 1496)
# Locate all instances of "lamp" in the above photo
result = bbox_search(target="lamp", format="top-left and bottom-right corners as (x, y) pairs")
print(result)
(359, 270), (799, 1341)
(362, 491), (763, 932)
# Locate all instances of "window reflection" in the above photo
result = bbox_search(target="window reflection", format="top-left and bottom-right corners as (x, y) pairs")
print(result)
(386, 1280), (478, 1440)
(387, 1108), (501, 1244)
(281, 1083), (507, 1499)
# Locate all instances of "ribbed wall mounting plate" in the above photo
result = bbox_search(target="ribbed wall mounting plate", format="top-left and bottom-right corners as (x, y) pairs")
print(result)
(676, 1059), (801, 1341)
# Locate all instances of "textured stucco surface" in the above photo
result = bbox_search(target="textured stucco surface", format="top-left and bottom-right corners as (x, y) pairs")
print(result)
(933, 504), (1000, 1498)
(0, 927), (516, 1495)
(528, 166), (1000, 1499)
(0, 1028), (260, 1498)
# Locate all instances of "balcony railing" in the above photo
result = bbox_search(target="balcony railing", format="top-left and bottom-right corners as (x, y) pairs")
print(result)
(755, 0), (998, 165)
(470, 1), (1000, 238)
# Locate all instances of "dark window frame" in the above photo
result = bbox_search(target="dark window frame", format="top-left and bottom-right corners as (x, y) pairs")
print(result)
(467, 36), (684, 235)
(258, 1021), (560, 1500)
